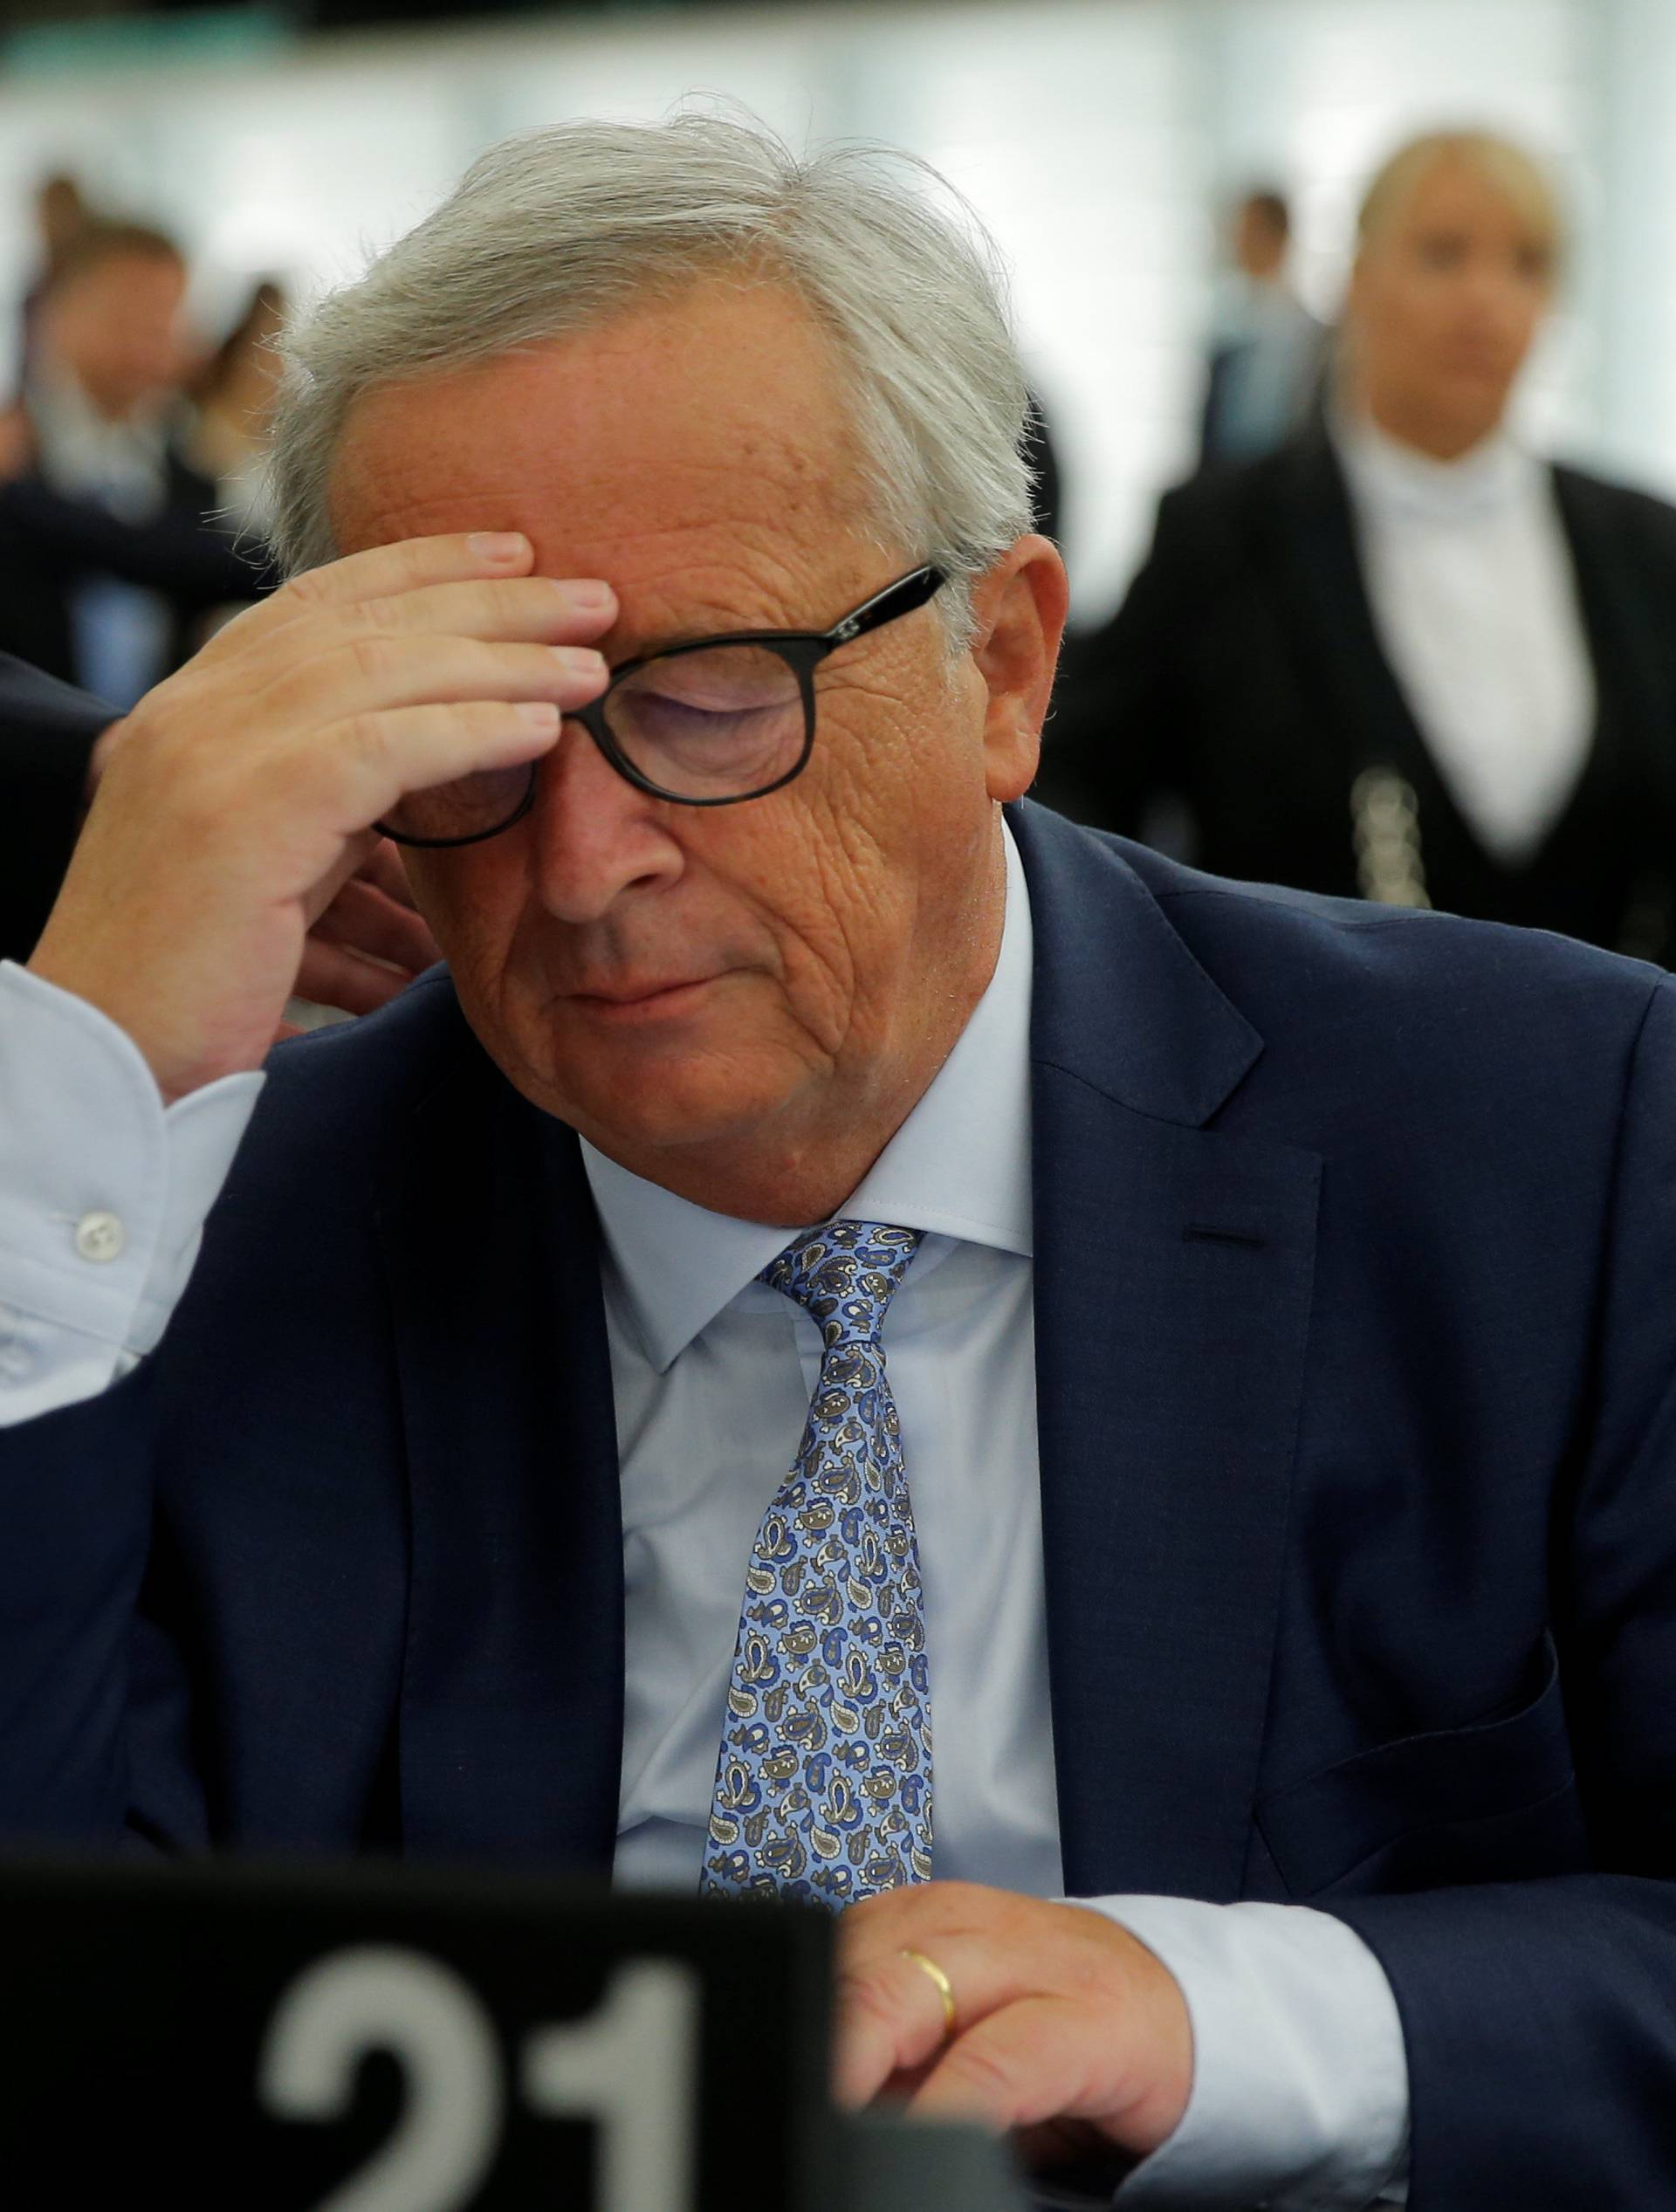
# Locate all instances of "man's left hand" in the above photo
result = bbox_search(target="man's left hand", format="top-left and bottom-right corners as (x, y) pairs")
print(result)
(835, 1881), (1193, 2174)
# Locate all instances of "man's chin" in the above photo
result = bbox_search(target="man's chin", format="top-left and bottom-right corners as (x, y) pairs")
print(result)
(564, 1084), (803, 1172)
(522, 1028), (811, 1164)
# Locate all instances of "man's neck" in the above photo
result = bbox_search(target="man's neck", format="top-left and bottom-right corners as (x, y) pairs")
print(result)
(623, 1078), (944, 1230)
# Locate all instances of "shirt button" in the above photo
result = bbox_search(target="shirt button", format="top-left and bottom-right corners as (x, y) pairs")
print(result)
(74, 1211), (127, 1263)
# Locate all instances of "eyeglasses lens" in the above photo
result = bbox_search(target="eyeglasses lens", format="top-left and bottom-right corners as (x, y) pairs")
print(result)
(606, 644), (806, 800)
(378, 763), (533, 847)
(378, 645), (809, 844)
(378, 643), (808, 843)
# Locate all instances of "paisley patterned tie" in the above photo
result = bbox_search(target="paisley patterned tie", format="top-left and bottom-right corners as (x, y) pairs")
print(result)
(703, 1219), (931, 1908)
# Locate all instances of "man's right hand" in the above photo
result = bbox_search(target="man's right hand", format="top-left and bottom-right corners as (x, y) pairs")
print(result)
(27, 532), (614, 1103)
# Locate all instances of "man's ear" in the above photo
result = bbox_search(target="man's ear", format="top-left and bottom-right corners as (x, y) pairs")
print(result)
(965, 535), (1070, 804)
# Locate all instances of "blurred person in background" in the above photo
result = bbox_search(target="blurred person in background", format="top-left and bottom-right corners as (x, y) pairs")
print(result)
(0, 218), (257, 706)
(1048, 128), (1676, 964)
(0, 649), (108, 968)
(12, 172), (92, 393)
(183, 278), (287, 539)
(1197, 186), (1325, 467)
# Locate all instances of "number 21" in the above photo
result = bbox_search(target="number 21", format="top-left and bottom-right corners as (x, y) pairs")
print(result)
(258, 1946), (699, 2211)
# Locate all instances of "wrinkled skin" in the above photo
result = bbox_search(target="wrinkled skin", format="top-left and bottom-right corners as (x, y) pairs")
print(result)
(34, 270), (1195, 2166)
(332, 287), (1194, 2171)
(837, 1882), (1193, 2171)
(330, 278), (1063, 1225)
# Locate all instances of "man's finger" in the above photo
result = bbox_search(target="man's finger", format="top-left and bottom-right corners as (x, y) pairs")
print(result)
(265, 531), (541, 626)
(351, 574), (616, 647)
(290, 696), (570, 846)
(835, 1932), (1016, 2108)
(907, 1998), (1106, 2133)
(840, 1879), (1033, 1957)
(292, 938), (416, 1019)
(356, 837), (421, 910)
(264, 635), (608, 728)
(256, 576), (617, 696)
(835, 1885), (1042, 2109)
(308, 876), (437, 973)
(201, 531), (549, 661)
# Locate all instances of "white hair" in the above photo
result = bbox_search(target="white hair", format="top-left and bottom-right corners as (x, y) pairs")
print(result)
(265, 112), (1035, 642)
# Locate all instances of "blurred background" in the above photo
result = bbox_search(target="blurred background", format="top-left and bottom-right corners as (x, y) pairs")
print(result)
(3, 0), (1672, 626)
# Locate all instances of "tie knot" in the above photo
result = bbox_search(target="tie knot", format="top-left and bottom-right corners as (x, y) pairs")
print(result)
(759, 1219), (923, 1349)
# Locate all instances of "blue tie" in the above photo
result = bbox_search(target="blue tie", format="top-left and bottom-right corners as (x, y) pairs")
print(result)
(703, 1219), (931, 1908)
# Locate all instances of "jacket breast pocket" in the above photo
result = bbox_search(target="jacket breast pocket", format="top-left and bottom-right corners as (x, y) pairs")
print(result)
(1255, 1635), (1589, 1899)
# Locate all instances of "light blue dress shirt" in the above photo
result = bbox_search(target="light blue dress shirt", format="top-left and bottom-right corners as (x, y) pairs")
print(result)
(0, 825), (1407, 2203)
(583, 826), (1408, 2207)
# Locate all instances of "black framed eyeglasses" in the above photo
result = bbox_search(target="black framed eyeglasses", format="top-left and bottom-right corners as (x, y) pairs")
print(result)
(376, 562), (947, 848)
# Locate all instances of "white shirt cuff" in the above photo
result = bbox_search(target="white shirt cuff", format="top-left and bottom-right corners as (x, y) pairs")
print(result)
(0, 960), (262, 1421)
(1078, 1896), (1409, 2209)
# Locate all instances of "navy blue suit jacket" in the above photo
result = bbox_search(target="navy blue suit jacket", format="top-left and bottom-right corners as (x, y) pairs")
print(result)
(5, 800), (1676, 2205)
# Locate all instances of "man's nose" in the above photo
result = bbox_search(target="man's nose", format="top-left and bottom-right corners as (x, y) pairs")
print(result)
(525, 715), (683, 922)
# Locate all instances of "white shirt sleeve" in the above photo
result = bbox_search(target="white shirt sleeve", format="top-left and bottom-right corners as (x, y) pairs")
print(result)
(1081, 1895), (1409, 2209)
(0, 960), (263, 1424)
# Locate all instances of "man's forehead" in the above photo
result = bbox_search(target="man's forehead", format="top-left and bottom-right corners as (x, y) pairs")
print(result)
(329, 278), (871, 624)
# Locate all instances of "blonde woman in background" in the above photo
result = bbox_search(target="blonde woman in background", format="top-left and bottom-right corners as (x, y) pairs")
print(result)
(1051, 129), (1676, 964)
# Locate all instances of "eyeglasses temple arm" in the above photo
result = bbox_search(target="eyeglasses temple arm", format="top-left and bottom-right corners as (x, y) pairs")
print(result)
(822, 564), (946, 647)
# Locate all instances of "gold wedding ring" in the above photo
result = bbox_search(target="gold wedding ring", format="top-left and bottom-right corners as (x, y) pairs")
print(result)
(899, 1947), (958, 2043)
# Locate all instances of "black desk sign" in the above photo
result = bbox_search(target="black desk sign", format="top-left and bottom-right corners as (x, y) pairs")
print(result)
(0, 1852), (841, 2210)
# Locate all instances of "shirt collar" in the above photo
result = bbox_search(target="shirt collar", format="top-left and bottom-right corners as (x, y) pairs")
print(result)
(581, 819), (1034, 1372)
(1332, 402), (1540, 521)
(27, 363), (169, 508)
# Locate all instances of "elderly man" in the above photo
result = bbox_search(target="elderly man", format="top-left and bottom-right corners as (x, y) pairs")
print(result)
(2, 118), (1673, 2209)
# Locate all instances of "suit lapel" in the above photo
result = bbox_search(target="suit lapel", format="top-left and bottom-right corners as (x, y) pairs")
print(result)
(377, 1016), (624, 1871)
(1012, 807), (1321, 1900)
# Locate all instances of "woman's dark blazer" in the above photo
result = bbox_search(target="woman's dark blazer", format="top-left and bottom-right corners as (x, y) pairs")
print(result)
(1044, 429), (1676, 963)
